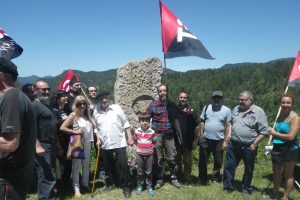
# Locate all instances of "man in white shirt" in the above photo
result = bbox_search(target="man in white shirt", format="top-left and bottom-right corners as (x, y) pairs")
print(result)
(93, 91), (134, 198)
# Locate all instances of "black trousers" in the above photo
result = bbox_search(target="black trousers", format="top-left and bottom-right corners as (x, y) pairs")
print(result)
(102, 147), (130, 189)
(198, 138), (224, 182)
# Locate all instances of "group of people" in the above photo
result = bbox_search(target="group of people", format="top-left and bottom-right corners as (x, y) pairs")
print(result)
(0, 57), (299, 200)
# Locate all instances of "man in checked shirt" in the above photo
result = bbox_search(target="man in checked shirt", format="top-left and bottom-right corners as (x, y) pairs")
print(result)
(147, 84), (181, 189)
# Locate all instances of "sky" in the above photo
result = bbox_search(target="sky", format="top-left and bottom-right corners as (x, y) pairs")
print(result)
(1, 0), (300, 77)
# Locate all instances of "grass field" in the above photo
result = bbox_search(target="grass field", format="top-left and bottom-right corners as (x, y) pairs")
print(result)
(28, 145), (300, 200)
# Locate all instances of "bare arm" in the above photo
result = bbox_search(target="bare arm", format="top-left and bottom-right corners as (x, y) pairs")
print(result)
(250, 134), (266, 150)
(0, 133), (20, 152)
(269, 114), (300, 141)
(199, 121), (205, 136)
(35, 138), (45, 156)
(60, 113), (83, 135)
(125, 127), (134, 146)
(222, 122), (231, 150)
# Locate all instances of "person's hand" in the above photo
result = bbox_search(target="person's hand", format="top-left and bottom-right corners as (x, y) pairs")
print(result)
(250, 143), (257, 150)
(222, 141), (228, 150)
(89, 104), (95, 111)
(127, 137), (134, 146)
(268, 127), (276, 136)
(73, 127), (84, 135)
(36, 146), (45, 156)
(96, 139), (102, 149)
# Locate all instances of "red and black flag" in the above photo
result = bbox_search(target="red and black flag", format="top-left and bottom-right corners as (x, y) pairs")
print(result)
(159, 1), (213, 60)
(57, 69), (74, 92)
(288, 49), (300, 87)
(0, 28), (23, 60)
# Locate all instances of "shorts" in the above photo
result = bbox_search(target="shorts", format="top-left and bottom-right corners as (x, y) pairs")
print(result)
(271, 145), (299, 164)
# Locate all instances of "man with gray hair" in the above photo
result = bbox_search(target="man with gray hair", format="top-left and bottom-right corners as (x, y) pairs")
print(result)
(223, 91), (268, 196)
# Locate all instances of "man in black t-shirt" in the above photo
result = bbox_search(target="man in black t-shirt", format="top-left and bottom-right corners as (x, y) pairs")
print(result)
(175, 91), (198, 184)
(32, 80), (60, 200)
(65, 75), (81, 115)
(0, 58), (36, 200)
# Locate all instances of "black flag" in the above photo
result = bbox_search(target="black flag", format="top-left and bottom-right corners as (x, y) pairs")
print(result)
(0, 29), (23, 60)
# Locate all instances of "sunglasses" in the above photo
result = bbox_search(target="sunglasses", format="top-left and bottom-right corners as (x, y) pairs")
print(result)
(37, 87), (51, 92)
(77, 102), (87, 107)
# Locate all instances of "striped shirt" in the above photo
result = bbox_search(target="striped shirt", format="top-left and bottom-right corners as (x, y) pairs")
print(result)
(134, 127), (155, 155)
(146, 100), (177, 134)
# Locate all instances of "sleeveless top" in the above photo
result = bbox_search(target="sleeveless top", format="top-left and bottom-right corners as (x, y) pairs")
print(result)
(272, 112), (299, 150)
(72, 113), (94, 143)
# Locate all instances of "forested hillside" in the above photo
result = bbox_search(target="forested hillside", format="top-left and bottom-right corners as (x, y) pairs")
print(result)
(20, 58), (298, 122)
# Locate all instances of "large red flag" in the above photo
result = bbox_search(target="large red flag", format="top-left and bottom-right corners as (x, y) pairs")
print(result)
(159, 1), (213, 59)
(57, 69), (74, 92)
(0, 28), (23, 60)
(287, 50), (300, 87)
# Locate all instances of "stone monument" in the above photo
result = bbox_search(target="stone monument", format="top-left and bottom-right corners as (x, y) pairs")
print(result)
(114, 57), (163, 129)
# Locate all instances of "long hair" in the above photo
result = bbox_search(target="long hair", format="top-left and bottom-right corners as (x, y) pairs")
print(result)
(50, 90), (67, 109)
(72, 95), (94, 125)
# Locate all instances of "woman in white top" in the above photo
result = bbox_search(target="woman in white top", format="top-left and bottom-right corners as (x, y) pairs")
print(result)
(60, 95), (96, 197)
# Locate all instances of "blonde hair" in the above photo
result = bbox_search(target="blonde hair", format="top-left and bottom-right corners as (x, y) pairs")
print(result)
(72, 95), (94, 125)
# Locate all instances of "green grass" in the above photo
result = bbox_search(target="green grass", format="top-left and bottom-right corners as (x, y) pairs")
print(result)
(28, 146), (300, 200)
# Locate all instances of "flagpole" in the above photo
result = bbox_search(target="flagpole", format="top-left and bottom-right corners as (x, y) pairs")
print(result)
(163, 54), (167, 83)
(266, 86), (289, 146)
(81, 88), (92, 105)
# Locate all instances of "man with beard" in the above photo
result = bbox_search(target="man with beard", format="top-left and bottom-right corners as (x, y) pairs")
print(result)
(65, 75), (81, 115)
(146, 84), (181, 189)
(0, 58), (36, 200)
(32, 80), (60, 200)
(175, 91), (198, 184)
(223, 91), (268, 196)
(22, 83), (35, 101)
(198, 91), (231, 184)
(93, 91), (134, 198)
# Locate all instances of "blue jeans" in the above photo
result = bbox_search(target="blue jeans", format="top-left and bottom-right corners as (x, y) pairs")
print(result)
(223, 141), (257, 193)
(35, 143), (60, 200)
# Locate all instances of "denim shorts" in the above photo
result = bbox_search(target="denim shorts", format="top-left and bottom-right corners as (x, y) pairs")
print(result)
(271, 145), (299, 163)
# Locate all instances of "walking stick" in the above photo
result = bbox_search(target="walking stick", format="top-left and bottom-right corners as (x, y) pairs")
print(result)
(91, 147), (101, 198)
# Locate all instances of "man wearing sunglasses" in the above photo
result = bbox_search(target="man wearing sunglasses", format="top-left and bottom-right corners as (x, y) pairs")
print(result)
(32, 80), (61, 200)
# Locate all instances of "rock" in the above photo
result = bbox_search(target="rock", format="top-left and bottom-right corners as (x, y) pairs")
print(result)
(114, 57), (163, 129)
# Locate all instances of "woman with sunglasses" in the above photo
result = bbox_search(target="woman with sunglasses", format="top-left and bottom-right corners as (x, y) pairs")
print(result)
(60, 95), (95, 197)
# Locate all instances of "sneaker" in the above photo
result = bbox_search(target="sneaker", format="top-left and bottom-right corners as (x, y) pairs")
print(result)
(136, 186), (142, 195)
(171, 179), (181, 188)
(123, 187), (132, 198)
(154, 180), (164, 190)
(147, 186), (155, 196)
(98, 171), (106, 181)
